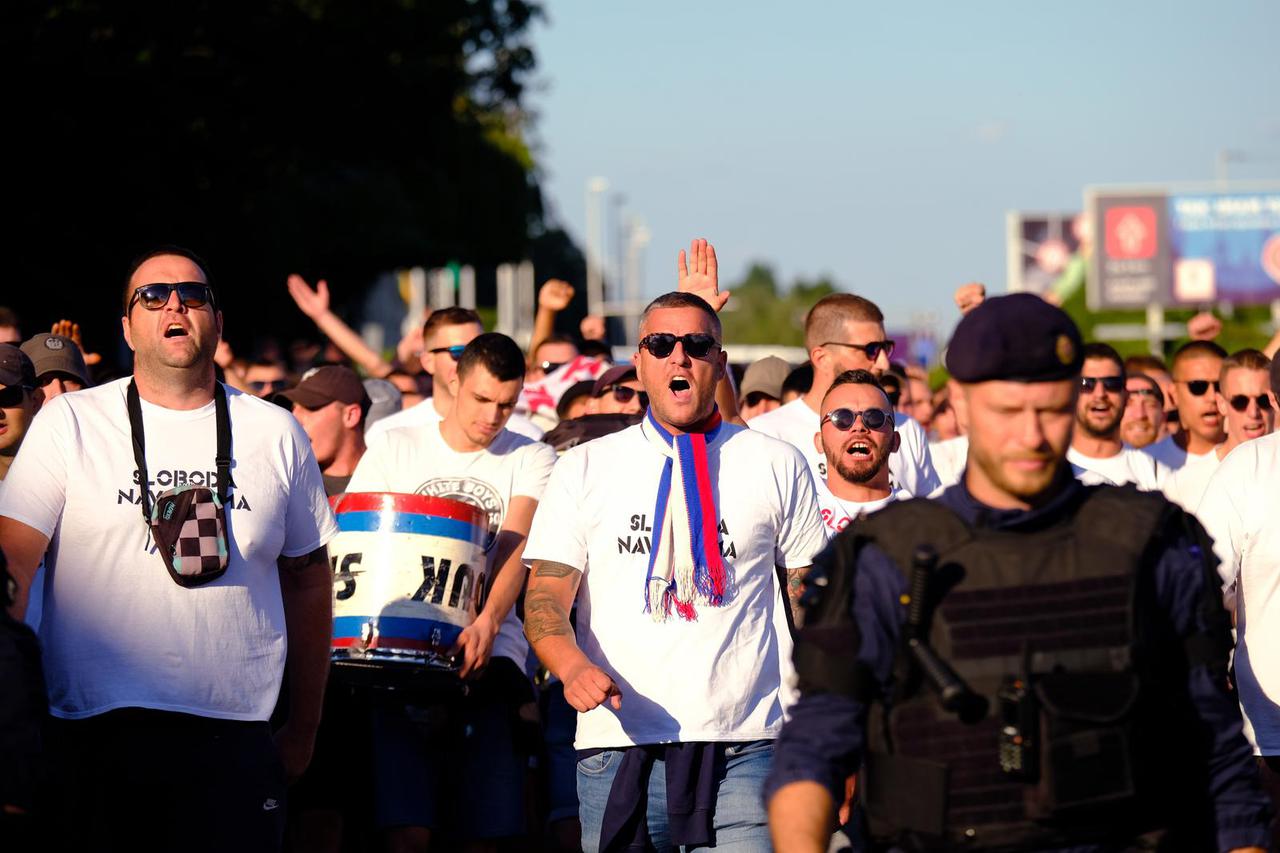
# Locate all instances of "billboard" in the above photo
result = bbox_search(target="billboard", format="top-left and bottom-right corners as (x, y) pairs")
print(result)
(1087, 185), (1280, 309)
(1006, 211), (1086, 298)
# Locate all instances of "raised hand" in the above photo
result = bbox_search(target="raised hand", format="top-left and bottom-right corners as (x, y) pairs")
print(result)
(396, 325), (425, 367)
(580, 314), (606, 342)
(50, 319), (102, 365)
(1187, 311), (1222, 341)
(538, 279), (575, 313)
(287, 274), (331, 319)
(677, 238), (728, 312)
(954, 282), (986, 315)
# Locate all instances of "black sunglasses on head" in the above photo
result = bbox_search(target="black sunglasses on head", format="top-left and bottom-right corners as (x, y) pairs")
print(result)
(1081, 376), (1125, 393)
(638, 333), (720, 360)
(1229, 394), (1273, 413)
(0, 385), (32, 408)
(821, 407), (893, 431)
(430, 345), (467, 362)
(1181, 379), (1220, 397)
(127, 282), (216, 314)
(822, 339), (896, 361)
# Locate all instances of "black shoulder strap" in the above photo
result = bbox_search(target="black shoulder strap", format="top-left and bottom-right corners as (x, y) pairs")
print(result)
(126, 380), (233, 524)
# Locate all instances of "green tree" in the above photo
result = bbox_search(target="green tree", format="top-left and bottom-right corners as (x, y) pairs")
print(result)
(721, 263), (836, 346)
(1, 0), (551, 360)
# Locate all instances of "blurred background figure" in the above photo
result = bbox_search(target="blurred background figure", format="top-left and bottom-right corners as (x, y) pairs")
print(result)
(278, 366), (370, 496)
(362, 378), (402, 434)
(0, 308), (21, 345)
(20, 333), (91, 400)
(585, 364), (646, 416)
(0, 345), (41, 481)
(738, 356), (789, 422)
(244, 360), (291, 398)
(1121, 373), (1166, 450)
(781, 363), (812, 404)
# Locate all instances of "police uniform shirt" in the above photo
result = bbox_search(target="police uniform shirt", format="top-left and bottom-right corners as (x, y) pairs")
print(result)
(764, 477), (1271, 852)
(749, 398), (942, 497)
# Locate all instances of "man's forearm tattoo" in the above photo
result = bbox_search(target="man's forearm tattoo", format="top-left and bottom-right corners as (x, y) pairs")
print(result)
(524, 589), (573, 644)
(786, 567), (809, 627)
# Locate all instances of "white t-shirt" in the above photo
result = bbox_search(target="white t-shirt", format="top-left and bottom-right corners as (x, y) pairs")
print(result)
(749, 398), (940, 497)
(366, 397), (544, 442)
(524, 423), (827, 750)
(1159, 449), (1222, 513)
(815, 479), (904, 539)
(0, 379), (338, 721)
(1066, 446), (1165, 491)
(1140, 435), (1214, 472)
(1197, 432), (1280, 753)
(929, 436), (968, 489)
(347, 422), (557, 668)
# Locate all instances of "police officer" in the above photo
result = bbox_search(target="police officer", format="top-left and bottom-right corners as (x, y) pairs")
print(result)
(764, 293), (1270, 852)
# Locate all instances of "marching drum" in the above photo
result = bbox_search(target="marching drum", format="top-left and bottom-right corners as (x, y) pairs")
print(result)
(329, 492), (488, 692)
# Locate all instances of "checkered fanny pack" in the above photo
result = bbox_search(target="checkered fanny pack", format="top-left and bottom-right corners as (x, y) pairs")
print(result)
(127, 380), (234, 587)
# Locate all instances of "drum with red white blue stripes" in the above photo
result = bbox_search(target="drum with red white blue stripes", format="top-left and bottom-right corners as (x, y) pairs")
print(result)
(329, 492), (488, 675)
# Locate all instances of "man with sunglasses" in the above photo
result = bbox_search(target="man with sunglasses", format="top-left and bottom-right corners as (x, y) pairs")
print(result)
(524, 291), (826, 852)
(1165, 349), (1275, 513)
(0, 345), (42, 482)
(20, 332), (91, 401)
(586, 364), (647, 415)
(0, 247), (340, 852)
(1142, 340), (1227, 472)
(767, 293), (1268, 853)
(367, 306), (543, 441)
(750, 293), (940, 498)
(1066, 343), (1165, 490)
(1200, 352), (1280, 827)
(813, 369), (903, 537)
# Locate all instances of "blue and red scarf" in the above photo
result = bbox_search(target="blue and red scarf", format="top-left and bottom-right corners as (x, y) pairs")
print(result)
(640, 408), (727, 622)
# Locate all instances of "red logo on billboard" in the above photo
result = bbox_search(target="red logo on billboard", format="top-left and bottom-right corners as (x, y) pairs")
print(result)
(1105, 207), (1157, 260)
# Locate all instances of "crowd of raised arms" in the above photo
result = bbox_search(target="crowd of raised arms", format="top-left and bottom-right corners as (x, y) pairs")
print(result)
(2, 238), (1280, 853)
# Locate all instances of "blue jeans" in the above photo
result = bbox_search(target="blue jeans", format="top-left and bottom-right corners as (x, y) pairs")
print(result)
(577, 740), (774, 852)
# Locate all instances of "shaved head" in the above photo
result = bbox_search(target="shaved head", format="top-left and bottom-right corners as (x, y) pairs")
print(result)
(804, 294), (884, 352)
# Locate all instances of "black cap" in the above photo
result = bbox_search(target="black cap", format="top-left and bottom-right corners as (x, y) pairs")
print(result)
(945, 293), (1083, 383)
(278, 366), (370, 410)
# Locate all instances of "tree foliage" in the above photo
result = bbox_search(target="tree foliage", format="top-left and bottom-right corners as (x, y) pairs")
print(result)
(720, 262), (837, 347)
(1, 0), (551, 357)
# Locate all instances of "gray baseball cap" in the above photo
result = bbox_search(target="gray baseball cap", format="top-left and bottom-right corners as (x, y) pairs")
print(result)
(21, 334), (90, 386)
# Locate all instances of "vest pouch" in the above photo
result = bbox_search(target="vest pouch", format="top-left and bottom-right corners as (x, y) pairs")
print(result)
(1025, 671), (1139, 823)
(148, 485), (230, 588)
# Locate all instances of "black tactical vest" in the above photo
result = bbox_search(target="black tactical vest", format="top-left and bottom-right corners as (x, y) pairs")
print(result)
(843, 485), (1203, 851)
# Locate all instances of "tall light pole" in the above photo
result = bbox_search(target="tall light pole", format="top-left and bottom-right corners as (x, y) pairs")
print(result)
(585, 177), (610, 317)
(624, 217), (651, 346)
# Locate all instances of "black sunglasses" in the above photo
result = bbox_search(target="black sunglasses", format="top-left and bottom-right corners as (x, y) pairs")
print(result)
(821, 407), (893, 432)
(1229, 394), (1273, 413)
(1181, 379), (1220, 397)
(1081, 376), (1125, 393)
(822, 339), (895, 361)
(127, 282), (216, 314)
(430, 345), (467, 362)
(606, 385), (649, 407)
(1127, 387), (1162, 402)
(536, 360), (565, 373)
(249, 379), (289, 393)
(638, 333), (720, 360)
(0, 385), (32, 408)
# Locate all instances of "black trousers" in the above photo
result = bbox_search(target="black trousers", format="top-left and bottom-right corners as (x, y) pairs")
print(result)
(44, 708), (287, 853)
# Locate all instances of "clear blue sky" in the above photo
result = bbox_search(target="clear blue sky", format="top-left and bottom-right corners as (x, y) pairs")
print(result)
(529, 1), (1280, 337)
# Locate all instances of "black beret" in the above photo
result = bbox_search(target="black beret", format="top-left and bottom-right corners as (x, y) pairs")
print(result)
(945, 293), (1083, 383)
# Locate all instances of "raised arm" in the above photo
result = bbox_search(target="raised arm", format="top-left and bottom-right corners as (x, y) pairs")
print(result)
(528, 279), (575, 368)
(524, 559), (621, 712)
(287, 274), (392, 378)
(677, 238), (741, 423)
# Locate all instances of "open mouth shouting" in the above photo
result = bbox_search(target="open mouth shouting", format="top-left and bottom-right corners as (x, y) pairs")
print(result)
(164, 323), (190, 339)
(668, 375), (692, 403)
(846, 439), (873, 459)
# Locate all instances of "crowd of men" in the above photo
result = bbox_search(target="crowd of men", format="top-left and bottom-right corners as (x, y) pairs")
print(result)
(1, 242), (1280, 853)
